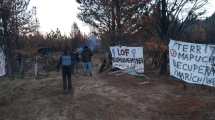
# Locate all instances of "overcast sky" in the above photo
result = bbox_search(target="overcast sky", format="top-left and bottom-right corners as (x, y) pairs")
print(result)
(29, 0), (91, 35)
(29, 0), (215, 35)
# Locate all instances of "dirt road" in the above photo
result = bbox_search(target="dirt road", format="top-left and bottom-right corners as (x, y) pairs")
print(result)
(0, 69), (215, 120)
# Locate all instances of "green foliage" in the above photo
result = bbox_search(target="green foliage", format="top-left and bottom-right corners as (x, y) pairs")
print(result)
(77, 0), (151, 36)
(1, 0), (33, 34)
(77, 0), (209, 43)
(46, 28), (67, 41)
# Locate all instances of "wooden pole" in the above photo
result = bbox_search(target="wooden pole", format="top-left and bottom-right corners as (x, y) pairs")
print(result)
(34, 56), (38, 80)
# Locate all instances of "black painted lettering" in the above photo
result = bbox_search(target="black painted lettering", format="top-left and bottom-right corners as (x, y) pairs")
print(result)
(178, 53), (189, 61)
(177, 71), (184, 79)
(184, 73), (190, 81)
(125, 49), (129, 56)
(193, 64), (198, 72)
(190, 45), (195, 53)
(189, 54), (195, 61)
(198, 66), (205, 75)
(205, 66), (215, 76)
(183, 45), (189, 52)
(196, 45), (201, 54)
(187, 64), (193, 72)
(194, 56), (201, 62)
(117, 49), (120, 56)
(177, 61), (182, 69)
(176, 43), (182, 51)
(182, 64), (188, 71)
(197, 76), (203, 83)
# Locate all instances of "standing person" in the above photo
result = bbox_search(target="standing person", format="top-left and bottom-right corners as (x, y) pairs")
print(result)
(160, 49), (168, 75)
(81, 46), (93, 76)
(57, 49), (76, 94)
(74, 49), (80, 74)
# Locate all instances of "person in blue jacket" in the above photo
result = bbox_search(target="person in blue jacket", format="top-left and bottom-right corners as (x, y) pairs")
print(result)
(57, 48), (77, 94)
(81, 46), (93, 76)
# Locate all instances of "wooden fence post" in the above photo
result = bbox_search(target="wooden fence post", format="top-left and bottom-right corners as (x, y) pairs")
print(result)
(34, 56), (38, 80)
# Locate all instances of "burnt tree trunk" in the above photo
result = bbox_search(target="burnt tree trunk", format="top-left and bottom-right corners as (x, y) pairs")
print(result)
(2, 10), (16, 77)
(160, 0), (169, 43)
(111, 1), (116, 45)
(115, 0), (122, 43)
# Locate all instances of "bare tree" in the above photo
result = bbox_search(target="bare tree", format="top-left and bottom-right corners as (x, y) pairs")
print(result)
(151, 0), (208, 42)
(22, 6), (40, 35)
(1, 0), (33, 76)
(77, 0), (151, 44)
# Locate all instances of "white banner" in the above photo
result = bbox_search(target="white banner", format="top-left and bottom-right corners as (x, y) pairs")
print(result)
(110, 46), (144, 73)
(0, 48), (6, 76)
(169, 40), (215, 87)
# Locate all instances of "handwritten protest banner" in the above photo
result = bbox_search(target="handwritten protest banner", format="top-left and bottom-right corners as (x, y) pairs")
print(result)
(110, 46), (144, 73)
(169, 40), (215, 87)
(0, 48), (6, 76)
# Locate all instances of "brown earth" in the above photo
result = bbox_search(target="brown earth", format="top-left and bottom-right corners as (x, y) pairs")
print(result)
(0, 59), (215, 120)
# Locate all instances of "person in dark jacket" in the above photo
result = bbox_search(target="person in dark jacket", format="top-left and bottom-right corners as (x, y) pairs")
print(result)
(81, 46), (93, 76)
(74, 49), (80, 74)
(160, 49), (168, 75)
(57, 49), (76, 94)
